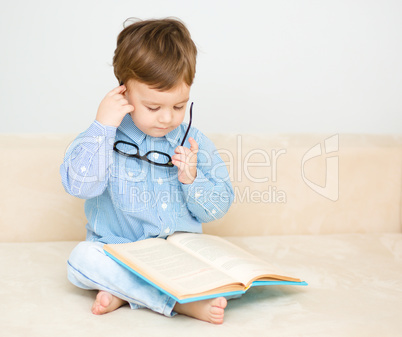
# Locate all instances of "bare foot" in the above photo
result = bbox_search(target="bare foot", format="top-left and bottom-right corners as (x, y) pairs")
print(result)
(174, 297), (227, 324)
(92, 291), (127, 315)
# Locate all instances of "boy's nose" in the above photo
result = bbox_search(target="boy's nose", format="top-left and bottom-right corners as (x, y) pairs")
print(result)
(158, 109), (173, 124)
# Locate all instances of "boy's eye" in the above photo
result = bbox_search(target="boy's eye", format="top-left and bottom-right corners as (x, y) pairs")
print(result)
(146, 106), (160, 112)
(145, 105), (184, 112)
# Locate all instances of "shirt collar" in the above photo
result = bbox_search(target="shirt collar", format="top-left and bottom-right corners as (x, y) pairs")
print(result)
(118, 114), (184, 148)
(165, 126), (182, 148)
(118, 114), (146, 145)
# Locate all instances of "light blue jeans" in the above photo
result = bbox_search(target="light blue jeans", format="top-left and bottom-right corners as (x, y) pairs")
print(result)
(67, 241), (177, 317)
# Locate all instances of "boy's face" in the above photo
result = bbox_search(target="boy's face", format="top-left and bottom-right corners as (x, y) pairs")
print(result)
(125, 80), (190, 138)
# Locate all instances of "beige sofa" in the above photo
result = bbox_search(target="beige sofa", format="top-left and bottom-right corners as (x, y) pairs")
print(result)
(1, 133), (401, 336)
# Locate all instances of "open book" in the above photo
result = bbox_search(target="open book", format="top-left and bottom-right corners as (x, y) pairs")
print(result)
(104, 233), (307, 303)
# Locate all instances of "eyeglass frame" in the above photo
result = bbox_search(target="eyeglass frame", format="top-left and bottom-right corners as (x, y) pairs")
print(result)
(113, 102), (193, 168)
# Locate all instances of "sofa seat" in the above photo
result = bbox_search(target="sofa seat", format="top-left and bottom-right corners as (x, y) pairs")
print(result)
(2, 233), (402, 336)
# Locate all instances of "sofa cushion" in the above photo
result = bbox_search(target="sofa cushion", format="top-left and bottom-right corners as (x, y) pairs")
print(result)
(0, 134), (87, 242)
(205, 134), (402, 236)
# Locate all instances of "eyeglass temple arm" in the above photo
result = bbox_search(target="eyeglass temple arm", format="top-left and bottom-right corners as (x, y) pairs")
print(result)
(180, 102), (193, 147)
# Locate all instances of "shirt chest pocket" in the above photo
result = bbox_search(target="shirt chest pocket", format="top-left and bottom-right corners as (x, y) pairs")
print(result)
(109, 163), (148, 213)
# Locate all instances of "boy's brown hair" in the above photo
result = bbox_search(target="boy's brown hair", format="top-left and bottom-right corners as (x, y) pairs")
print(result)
(113, 18), (197, 91)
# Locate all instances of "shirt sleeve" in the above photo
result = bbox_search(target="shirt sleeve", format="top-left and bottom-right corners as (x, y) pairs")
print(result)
(180, 131), (234, 223)
(60, 120), (117, 199)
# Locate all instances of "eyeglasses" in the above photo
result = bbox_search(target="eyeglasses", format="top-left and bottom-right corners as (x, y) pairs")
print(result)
(113, 102), (193, 168)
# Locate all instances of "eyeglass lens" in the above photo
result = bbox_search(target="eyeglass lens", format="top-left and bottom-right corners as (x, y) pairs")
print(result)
(114, 141), (172, 165)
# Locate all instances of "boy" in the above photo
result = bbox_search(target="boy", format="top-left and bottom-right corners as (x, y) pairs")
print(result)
(60, 18), (234, 324)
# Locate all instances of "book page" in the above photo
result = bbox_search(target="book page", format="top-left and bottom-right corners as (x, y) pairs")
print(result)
(104, 238), (239, 298)
(168, 233), (300, 286)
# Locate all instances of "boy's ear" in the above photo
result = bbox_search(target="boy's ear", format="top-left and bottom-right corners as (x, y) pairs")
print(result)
(119, 81), (128, 96)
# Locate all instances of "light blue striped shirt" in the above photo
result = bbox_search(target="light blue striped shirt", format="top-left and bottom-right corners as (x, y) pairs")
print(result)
(60, 114), (234, 244)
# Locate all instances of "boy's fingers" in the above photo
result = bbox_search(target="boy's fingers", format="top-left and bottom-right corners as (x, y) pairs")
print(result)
(174, 146), (187, 154)
(172, 159), (185, 170)
(172, 154), (186, 163)
(117, 96), (130, 104)
(122, 104), (134, 114)
(107, 85), (126, 96)
(189, 137), (199, 153)
(173, 153), (197, 164)
(175, 138), (198, 154)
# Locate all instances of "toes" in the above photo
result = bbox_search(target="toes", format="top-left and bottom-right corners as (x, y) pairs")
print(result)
(210, 312), (225, 324)
(209, 298), (226, 324)
(210, 305), (225, 315)
(92, 291), (111, 315)
(212, 297), (227, 309)
(99, 292), (111, 308)
(174, 297), (227, 324)
(92, 302), (101, 315)
(219, 297), (228, 309)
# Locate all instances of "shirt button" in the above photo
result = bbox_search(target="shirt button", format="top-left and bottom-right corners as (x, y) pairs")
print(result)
(80, 166), (86, 173)
(195, 192), (201, 198)
(128, 171), (134, 177)
(157, 178), (163, 185)
(212, 209), (217, 214)
(96, 136), (103, 143)
(162, 203), (167, 210)
(164, 228), (170, 234)
(153, 153), (159, 160)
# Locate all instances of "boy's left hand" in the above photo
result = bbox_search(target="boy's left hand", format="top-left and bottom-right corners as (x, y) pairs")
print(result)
(172, 137), (198, 184)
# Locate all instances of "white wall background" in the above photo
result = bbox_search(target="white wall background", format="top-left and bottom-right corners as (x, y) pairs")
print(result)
(0, 0), (401, 134)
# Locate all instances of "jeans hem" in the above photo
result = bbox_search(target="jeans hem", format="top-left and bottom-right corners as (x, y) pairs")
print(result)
(163, 297), (177, 317)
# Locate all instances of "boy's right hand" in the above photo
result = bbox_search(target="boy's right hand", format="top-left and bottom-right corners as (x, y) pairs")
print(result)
(95, 85), (134, 127)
